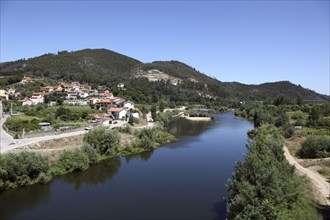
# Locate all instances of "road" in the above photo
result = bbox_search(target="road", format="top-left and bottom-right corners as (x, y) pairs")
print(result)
(283, 145), (330, 207)
(0, 115), (88, 154)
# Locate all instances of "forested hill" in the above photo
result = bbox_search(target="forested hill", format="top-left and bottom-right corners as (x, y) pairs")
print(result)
(0, 48), (328, 102)
(0, 49), (141, 84)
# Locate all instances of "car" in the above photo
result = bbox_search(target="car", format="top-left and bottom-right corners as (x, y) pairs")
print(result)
(113, 121), (118, 124)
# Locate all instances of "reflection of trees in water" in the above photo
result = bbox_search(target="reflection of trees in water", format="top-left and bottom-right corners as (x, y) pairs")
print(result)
(168, 118), (213, 137)
(124, 150), (154, 164)
(212, 199), (227, 220)
(0, 182), (51, 220)
(60, 157), (121, 190)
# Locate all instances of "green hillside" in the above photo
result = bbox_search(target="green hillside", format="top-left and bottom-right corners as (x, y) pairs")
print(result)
(0, 48), (328, 103)
(0, 48), (141, 84)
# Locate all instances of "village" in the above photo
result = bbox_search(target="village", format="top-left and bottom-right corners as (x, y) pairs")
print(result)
(0, 76), (150, 133)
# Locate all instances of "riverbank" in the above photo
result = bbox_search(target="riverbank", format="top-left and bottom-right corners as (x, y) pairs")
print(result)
(0, 125), (175, 192)
(183, 116), (213, 121)
(0, 112), (253, 220)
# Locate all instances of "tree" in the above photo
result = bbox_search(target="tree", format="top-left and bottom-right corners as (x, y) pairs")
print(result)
(83, 127), (120, 155)
(296, 96), (303, 106)
(307, 105), (322, 126)
(159, 100), (166, 112)
(151, 104), (157, 121)
(273, 94), (286, 106)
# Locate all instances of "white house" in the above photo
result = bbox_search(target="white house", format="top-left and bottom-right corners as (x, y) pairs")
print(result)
(79, 92), (89, 98)
(102, 119), (126, 129)
(18, 98), (33, 106)
(63, 100), (80, 105)
(0, 90), (8, 100)
(123, 101), (134, 110)
(88, 98), (101, 105)
(67, 91), (79, 99)
(108, 107), (127, 119)
(20, 76), (33, 84)
(30, 92), (44, 105)
(79, 99), (89, 105)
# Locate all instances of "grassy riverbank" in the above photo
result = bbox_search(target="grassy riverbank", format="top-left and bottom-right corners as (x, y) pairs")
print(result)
(0, 126), (175, 192)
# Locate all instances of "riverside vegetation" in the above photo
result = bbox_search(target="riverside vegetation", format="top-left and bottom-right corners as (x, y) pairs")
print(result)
(0, 126), (175, 191)
(228, 100), (330, 219)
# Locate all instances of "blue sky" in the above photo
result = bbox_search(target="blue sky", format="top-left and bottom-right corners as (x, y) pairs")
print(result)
(1, 1), (329, 95)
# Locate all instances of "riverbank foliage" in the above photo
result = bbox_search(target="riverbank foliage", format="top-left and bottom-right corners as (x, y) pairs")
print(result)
(226, 125), (321, 219)
(0, 152), (51, 191)
(1, 125), (175, 191)
(83, 127), (120, 155)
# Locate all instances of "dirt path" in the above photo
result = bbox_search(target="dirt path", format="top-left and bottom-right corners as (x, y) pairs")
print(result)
(283, 145), (330, 207)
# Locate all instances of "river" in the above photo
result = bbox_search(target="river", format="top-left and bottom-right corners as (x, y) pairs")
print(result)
(0, 112), (253, 220)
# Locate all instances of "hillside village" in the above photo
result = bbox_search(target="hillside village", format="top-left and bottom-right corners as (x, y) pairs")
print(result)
(0, 76), (140, 131)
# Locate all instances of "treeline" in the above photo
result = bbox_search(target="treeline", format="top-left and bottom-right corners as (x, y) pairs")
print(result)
(0, 126), (175, 191)
(226, 125), (321, 219)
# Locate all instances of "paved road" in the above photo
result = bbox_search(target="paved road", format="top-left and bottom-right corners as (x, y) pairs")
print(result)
(0, 115), (88, 154)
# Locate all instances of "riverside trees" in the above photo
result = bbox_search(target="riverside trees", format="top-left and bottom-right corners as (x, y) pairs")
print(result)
(226, 125), (320, 219)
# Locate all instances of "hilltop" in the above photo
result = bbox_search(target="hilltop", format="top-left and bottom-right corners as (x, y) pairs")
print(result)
(0, 48), (328, 103)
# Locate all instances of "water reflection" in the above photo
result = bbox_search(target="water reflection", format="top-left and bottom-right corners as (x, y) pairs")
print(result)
(0, 113), (253, 220)
(168, 117), (214, 137)
(125, 150), (154, 163)
(59, 156), (121, 190)
(0, 183), (51, 220)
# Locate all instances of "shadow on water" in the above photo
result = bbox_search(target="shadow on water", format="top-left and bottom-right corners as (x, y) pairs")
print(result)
(0, 157), (122, 220)
(168, 117), (214, 137)
(58, 156), (121, 190)
(124, 149), (154, 163)
(0, 183), (51, 220)
(212, 199), (227, 220)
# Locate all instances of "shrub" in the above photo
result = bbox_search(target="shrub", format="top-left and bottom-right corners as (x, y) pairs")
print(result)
(83, 127), (120, 155)
(0, 152), (49, 190)
(58, 149), (90, 172)
(4, 115), (42, 132)
(299, 135), (330, 158)
(283, 125), (294, 138)
(82, 144), (99, 165)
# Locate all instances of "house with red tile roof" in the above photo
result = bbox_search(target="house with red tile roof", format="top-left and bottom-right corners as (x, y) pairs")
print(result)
(108, 107), (127, 119)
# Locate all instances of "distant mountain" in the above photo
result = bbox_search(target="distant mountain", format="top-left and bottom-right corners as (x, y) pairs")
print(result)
(0, 49), (328, 102)
(132, 61), (328, 101)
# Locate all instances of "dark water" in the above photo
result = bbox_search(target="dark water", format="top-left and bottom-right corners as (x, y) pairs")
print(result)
(0, 112), (253, 220)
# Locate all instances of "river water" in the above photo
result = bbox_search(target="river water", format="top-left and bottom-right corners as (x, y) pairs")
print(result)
(0, 112), (253, 220)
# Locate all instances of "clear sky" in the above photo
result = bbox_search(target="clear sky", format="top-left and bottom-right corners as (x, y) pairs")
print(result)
(1, 0), (329, 95)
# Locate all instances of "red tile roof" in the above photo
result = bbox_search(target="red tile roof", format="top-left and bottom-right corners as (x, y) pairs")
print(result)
(108, 107), (125, 112)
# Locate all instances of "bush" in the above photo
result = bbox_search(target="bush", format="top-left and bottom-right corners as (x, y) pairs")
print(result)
(83, 127), (120, 155)
(82, 144), (99, 165)
(4, 115), (42, 132)
(58, 149), (90, 172)
(0, 152), (50, 190)
(299, 135), (330, 158)
(283, 125), (294, 138)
